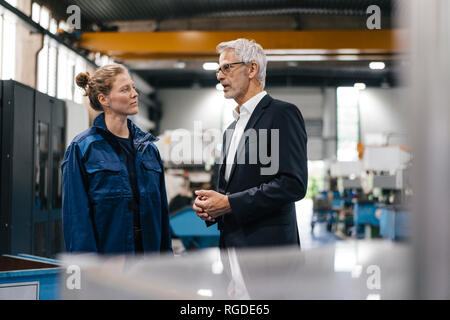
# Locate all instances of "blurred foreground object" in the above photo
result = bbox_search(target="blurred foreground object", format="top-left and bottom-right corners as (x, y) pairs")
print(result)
(407, 0), (450, 299)
(59, 241), (412, 300)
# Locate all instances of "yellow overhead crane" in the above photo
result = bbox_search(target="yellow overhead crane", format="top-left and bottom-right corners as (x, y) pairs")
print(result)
(78, 29), (406, 60)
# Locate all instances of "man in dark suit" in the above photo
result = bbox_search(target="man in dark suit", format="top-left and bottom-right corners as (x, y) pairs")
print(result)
(193, 38), (308, 248)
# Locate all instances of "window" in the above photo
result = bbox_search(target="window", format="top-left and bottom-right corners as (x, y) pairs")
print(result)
(5, 0), (17, 7)
(31, 2), (107, 102)
(39, 6), (50, 29)
(336, 87), (360, 161)
(49, 18), (57, 34)
(47, 41), (57, 96)
(56, 46), (76, 100)
(37, 36), (49, 93)
(66, 51), (76, 99)
(74, 57), (86, 103)
(95, 52), (114, 67)
(56, 46), (68, 99)
(31, 2), (40, 23)
(306, 160), (326, 199)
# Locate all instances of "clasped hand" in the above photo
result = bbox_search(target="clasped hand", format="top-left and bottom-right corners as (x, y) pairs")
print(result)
(192, 190), (231, 222)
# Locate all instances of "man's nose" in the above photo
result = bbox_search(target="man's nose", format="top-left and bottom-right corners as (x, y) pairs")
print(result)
(217, 70), (225, 81)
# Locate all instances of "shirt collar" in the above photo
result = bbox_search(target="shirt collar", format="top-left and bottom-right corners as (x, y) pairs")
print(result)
(232, 91), (267, 121)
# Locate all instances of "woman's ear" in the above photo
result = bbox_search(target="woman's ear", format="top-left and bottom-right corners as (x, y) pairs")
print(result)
(97, 93), (109, 108)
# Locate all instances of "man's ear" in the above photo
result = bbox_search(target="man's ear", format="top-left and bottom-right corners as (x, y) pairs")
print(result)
(97, 93), (109, 108)
(248, 62), (259, 80)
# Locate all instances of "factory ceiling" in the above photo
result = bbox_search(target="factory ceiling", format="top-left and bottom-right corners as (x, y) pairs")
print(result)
(34, 0), (403, 89)
(36, 0), (395, 29)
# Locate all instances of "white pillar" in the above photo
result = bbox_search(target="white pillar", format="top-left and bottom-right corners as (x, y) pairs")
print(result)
(406, 0), (450, 299)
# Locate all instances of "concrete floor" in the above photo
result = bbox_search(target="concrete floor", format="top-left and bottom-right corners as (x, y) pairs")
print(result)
(296, 199), (342, 250)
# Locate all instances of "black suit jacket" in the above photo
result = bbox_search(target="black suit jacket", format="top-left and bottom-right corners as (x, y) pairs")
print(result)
(209, 94), (308, 248)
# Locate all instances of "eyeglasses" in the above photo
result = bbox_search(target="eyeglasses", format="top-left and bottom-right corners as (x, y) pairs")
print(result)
(215, 62), (246, 76)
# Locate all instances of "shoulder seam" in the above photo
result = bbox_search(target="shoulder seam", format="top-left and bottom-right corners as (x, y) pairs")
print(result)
(77, 133), (104, 158)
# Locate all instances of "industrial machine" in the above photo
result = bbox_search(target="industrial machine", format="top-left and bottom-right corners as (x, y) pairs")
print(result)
(362, 146), (412, 240)
(0, 254), (62, 300)
(170, 206), (220, 251)
(0, 80), (89, 258)
(326, 161), (364, 237)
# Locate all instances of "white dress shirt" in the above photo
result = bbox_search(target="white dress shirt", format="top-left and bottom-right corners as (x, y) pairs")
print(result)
(225, 91), (267, 181)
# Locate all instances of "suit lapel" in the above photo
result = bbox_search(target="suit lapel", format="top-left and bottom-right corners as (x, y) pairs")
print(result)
(225, 94), (273, 191)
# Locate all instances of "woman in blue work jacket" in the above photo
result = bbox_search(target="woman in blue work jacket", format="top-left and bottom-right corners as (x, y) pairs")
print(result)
(61, 63), (172, 254)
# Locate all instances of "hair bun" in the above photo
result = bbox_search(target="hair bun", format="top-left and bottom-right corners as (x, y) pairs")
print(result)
(75, 72), (91, 90)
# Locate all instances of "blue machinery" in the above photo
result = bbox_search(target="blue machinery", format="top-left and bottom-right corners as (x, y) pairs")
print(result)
(311, 191), (353, 233)
(170, 206), (220, 250)
(379, 208), (410, 240)
(353, 202), (380, 238)
(0, 254), (62, 300)
(354, 203), (411, 240)
(169, 200), (410, 244)
(313, 192), (411, 240)
(311, 192), (335, 232)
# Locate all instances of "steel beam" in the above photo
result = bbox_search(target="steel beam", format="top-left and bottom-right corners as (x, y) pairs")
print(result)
(79, 30), (405, 60)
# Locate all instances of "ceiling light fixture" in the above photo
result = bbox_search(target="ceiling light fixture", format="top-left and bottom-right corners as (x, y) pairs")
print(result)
(354, 83), (366, 90)
(369, 62), (385, 70)
(173, 61), (186, 69)
(203, 62), (219, 71)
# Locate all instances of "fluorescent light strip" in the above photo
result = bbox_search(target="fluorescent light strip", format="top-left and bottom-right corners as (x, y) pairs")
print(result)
(203, 62), (219, 70)
(369, 61), (386, 70)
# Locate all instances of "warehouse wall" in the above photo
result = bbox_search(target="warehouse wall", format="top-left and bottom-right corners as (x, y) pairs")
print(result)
(15, 0), (43, 88)
(158, 86), (337, 160)
(359, 87), (408, 146)
(269, 87), (337, 160)
(158, 86), (406, 160)
(158, 87), (333, 129)
(158, 88), (226, 131)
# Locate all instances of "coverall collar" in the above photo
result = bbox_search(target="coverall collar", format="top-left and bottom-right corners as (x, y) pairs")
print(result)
(93, 112), (159, 145)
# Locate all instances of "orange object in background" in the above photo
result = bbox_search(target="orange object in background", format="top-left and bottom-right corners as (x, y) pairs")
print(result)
(357, 141), (365, 160)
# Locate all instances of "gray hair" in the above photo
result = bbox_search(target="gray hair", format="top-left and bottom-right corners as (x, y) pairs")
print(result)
(216, 38), (267, 89)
